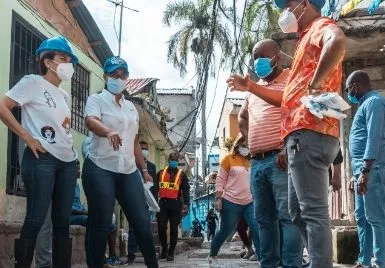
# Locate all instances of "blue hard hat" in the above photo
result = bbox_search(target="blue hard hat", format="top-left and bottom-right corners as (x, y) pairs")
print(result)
(103, 56), (129, 74)
(274, 0), (325, 10)
(36, 36), (79, 64)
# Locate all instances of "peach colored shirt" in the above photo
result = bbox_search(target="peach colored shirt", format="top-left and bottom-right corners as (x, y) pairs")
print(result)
(216, 154), (252, 205)
(243, 69), (289, 155)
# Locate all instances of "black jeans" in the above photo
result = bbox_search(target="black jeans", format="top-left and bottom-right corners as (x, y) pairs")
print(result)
(157, 199), (182, 254)
(20, 148), (77, 240)
(208, 224), (216, 241)
(82, 158), (158, 268)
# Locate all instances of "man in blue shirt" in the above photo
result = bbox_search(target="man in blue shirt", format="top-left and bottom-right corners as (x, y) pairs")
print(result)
(347, 70), (385, 268)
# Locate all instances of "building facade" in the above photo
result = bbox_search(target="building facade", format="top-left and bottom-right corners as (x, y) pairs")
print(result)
(216, 98), (244, 159)
(157, 88), (197, 171)
(0, 0), (113, 221)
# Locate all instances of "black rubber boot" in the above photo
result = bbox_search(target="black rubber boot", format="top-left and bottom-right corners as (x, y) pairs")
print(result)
(160, 247), (167, 260)
(14, 238), (35, 268)
(52, 238), (72, 268)
(167, 247), (175, 261)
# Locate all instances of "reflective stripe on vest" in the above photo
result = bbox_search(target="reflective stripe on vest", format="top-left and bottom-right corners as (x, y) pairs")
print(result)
(159, 166), (183, 199)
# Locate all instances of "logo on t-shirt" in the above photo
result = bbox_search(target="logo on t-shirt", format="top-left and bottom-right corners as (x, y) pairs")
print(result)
(44, 91), (56, 108)
(62, 117), (71, 135)
(41, 126), (56, 144)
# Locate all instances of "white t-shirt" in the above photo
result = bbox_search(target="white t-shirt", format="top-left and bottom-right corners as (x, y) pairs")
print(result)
(85, 89), (139, 174)
(6, 75), (77, 162)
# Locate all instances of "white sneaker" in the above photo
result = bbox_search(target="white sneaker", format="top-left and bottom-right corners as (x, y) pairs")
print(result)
(208, 256), (220, 267)
(248, 254), (258, 261)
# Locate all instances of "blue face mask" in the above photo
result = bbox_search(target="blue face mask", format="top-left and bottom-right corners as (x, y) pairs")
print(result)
(107, 77), (126, 95)
(348, 89), (360, 104)
(169, 160), (178, 169)
(254, 56), (276, 78)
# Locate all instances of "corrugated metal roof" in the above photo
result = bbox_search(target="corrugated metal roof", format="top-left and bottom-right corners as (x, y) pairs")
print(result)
(227, 98), (245, 106)
(157, 88), (194, 95)
(126, 78), (159, 95)
(66, 0), (114, 65)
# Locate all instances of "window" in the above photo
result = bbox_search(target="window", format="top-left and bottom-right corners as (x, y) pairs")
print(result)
(7, 12), (45, 196)
(71, 64), (90, 135)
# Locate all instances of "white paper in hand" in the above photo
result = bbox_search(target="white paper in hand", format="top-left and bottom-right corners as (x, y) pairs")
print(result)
(143, 182), (160, 212)
(300, 93), (350, 120)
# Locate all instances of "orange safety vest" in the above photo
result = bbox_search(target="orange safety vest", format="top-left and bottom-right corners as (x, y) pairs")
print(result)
(159, 166), (183, 199)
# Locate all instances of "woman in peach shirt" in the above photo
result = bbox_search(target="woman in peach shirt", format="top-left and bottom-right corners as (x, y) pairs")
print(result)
(208, 136), (260, 265)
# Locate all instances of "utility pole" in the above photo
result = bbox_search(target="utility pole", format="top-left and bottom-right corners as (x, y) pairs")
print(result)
(106, 0), (139, 56)
(202, 91), (207, 181)
(118, 0), (124, 56)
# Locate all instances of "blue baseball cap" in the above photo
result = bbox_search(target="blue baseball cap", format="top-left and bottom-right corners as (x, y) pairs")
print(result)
(103, 56), (129, 74)
(274, 0), (325, 10)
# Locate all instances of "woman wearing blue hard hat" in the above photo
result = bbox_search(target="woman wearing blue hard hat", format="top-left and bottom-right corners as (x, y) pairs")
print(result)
(0, 36), (79, 268)
(82, 56), (158, 268)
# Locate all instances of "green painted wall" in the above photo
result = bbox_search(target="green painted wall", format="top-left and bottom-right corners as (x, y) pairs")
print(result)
(0, 1), (105, 216)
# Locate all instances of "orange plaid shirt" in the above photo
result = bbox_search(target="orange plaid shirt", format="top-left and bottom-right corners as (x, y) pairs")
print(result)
(281, 17), (344, 140)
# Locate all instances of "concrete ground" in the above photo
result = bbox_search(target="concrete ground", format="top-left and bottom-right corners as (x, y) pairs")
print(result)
(126, 253), (354, 268)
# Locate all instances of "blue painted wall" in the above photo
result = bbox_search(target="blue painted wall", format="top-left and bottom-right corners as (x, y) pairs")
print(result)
(182, 193), (218, 236)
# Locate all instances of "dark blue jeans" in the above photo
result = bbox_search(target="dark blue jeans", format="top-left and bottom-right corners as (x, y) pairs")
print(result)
(127, 224), (137, 260)
(251, 155), (302, 268)
(210, 199), (260, 257)
(82, 158), (158, 268)
(20, 148), (77, 240)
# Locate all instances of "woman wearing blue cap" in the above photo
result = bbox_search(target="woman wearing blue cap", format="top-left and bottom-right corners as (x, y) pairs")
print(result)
(82, 56), (158, 268)
(0, 36), (79, 267)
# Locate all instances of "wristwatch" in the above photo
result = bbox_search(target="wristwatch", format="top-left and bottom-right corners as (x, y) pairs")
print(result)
(360, 167), (371, 174)
(307, 84), (320, 95)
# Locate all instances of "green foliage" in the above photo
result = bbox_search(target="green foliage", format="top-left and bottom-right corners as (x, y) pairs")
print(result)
(163, 0), (233, 77)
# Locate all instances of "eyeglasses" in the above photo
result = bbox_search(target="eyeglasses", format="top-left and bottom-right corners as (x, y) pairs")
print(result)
(109, 72), (129, 80)
(344, 83), (357, 93)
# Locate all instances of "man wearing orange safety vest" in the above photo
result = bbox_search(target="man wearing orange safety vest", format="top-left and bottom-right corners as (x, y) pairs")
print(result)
(155, 152), (190, 261)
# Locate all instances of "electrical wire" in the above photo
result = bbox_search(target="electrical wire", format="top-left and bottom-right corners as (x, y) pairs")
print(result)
(218, 0), (259, 33)
(113, 3), (120, 41)
(51, 0), (76, 29)
(195, 53), (222, 137)
(181, 72), (198, 89)
(179, 0), (221, 153)
(207, 0), (248, 157)
(166, 107), (198, 132)
(169, 129), (226, 151)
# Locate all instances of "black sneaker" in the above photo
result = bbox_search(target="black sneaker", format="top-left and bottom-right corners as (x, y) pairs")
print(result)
(121, 256), (135, 265)
(166, 254), (174, 261)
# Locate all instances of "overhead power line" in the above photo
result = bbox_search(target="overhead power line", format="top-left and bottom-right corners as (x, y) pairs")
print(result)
(207, 0), (248, 157)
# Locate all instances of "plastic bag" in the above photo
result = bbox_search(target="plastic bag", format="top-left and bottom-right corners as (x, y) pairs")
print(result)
(300, 93), (350, 120)
(143, 181), (160, 212)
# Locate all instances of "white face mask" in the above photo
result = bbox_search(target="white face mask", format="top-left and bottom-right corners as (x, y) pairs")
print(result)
(278, 1), (305, 33)
(142, 149), (149, 159)
(107, 77), (127, 95)
(238, 147), (249, 157)
(50, 61), (74, 82)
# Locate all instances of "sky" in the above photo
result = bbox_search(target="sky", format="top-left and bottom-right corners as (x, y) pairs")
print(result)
(83, 0), (245, 159)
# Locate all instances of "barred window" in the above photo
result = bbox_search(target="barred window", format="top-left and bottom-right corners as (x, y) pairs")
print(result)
(7, 12), (45, 196)
(71, 64), (90, 135)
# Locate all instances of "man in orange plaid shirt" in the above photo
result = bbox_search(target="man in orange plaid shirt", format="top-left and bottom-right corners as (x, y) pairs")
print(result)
(227, 0), (346, 266)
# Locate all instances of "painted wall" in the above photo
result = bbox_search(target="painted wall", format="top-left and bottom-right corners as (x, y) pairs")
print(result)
(187, 193), (216, 237)
(229, 114), (240, 139)
(0, 1), (105, 219)
(157, 93), (196, 154)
